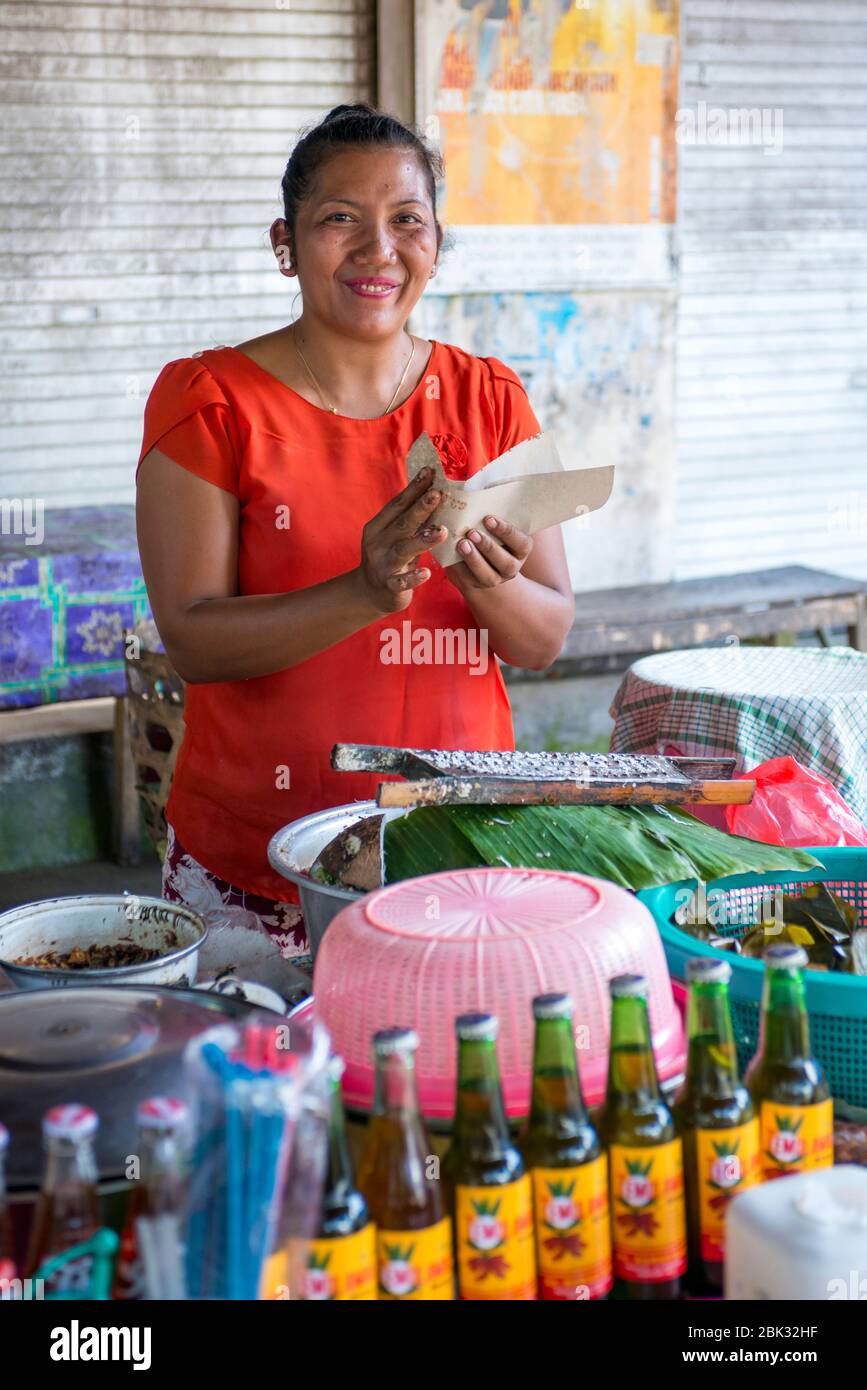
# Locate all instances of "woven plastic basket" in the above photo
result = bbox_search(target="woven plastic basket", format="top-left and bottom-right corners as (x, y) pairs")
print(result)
(123, 620), (185, 862)
(314, 865), (686, 1121)
(637, 847), (867, 1110)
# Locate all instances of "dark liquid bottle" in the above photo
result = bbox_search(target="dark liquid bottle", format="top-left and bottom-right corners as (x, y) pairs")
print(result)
(302, 1059), (377, 1300)
(599, 974), (686, 1300)
(674, 958), (760, 1296)
(24, 1104), (101, 1297)
(745, 943), (833, 1180)
(443, 1012), (537, 1300)
(357, 1027), (454, 1299)
(520, 992), (612, 1300)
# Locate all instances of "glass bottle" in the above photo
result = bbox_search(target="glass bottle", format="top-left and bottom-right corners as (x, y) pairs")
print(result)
(674, 958), (760, 1295)
(599, 974), (686, 1300)
(357, 1027), (454, 1299)
(745, 943), (833, 1180)
(520, 992), (612, 1300)
(444, 1012), (536, 1300)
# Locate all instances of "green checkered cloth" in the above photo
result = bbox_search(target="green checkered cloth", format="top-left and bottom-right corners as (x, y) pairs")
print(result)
(609, 645), (867, 825)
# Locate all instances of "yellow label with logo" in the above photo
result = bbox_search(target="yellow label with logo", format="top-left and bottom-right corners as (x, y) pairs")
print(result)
(610, 1139), (687, 1283)
(376, 1217), (454, 1299)
(455, 1176), (537, 1300)
(760, 1099), (834, 1180)
(531, 1155), (612, 1300)
(303, 1224), (378, 1301)
(696, 1120), (761, 1262)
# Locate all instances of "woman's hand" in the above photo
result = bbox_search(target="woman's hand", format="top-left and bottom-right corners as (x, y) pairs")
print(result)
(444, 515), (533, 596)
(354, 466), (448, 614)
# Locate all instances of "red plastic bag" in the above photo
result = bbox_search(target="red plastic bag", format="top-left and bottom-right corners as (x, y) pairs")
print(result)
(724, 756), (867, 848)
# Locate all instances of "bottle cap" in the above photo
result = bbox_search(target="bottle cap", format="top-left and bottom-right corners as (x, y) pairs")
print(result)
(0, 1122), (8, 1152)
(136, 1096), (188, 1132)
(686, 956), (732, 985)
(372, 1027), (419, 1058)
(765, 944), (809, 971)
(532, 992), (574, 1020)
(455, 1012), (498, 1042)
(43, 1104), (99, 1141)
(609, 973), (647, 999)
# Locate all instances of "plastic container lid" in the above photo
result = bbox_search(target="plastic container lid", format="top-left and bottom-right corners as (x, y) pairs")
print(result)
(44, 1104), (98, 1140)
(314, 866), (685, 1120)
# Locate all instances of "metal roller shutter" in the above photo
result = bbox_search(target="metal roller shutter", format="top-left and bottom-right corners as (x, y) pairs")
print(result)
(0, 0), (376, 507)
(675, 0), (867, 580)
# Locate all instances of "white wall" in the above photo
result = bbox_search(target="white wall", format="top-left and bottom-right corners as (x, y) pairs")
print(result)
(676, 0), (867, 580)
(0, 0), (375, 507)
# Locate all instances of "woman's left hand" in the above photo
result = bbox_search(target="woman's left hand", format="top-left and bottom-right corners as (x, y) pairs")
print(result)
(444, 515), (533, 593)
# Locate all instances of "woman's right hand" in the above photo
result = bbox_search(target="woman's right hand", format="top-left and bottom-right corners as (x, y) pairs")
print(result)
(354, 467), (448, 614)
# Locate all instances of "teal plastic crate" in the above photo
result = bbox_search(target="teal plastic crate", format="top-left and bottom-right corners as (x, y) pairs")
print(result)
(637, 847), (867, 1111)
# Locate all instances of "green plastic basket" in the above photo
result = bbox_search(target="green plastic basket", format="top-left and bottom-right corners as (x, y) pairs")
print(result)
(637, 847), (867, 1111)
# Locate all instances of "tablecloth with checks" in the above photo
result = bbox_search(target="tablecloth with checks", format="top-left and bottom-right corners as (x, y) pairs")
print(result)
(609, 645), (867, 824)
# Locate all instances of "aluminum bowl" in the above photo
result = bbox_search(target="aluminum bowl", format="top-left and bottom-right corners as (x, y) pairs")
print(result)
(268, 801), (404, 956)
(0, 895), (207, 990)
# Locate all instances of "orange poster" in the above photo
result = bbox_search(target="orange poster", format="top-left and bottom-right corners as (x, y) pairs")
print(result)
(417, 0), (680, 290)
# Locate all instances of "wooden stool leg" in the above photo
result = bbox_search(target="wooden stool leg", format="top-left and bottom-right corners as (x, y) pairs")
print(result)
(848, 593), (867, 652)
(112, 695), (142, 865)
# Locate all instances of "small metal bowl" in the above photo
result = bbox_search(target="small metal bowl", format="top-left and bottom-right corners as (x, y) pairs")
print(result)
(0, 894), (207, 990)
(268, 801), (405, 956)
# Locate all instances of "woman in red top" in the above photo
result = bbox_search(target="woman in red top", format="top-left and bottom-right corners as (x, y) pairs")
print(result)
(136, 105), (574, 953)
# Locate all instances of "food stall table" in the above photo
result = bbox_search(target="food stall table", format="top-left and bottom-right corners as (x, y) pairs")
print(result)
(609, 645), (867, 824)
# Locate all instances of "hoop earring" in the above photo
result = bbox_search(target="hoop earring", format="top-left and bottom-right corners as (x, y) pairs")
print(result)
(289, 291), (302, 324)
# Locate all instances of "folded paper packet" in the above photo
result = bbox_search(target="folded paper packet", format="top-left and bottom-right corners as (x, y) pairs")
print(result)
(406, 431), (615, 567)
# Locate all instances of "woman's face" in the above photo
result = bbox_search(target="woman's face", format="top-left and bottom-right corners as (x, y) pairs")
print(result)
(275, 146), (441, 341)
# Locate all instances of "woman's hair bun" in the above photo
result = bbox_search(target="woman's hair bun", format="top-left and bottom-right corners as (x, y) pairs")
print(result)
(322, 103), (373, 124)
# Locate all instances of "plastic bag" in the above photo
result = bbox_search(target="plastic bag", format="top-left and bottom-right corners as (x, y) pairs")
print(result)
(724, 756), (867, 848)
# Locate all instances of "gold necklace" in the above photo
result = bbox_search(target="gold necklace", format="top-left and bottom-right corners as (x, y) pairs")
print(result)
(291, 326), (415, 417)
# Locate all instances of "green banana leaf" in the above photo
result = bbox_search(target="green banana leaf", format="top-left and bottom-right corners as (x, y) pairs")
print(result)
(383, 803), (821, 892)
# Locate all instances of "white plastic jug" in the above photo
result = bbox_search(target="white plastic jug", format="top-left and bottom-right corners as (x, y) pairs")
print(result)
(725, 1165), (867, 1301)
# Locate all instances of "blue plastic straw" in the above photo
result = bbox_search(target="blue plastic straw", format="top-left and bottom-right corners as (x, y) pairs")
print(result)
(190, 1039), (295, 1300)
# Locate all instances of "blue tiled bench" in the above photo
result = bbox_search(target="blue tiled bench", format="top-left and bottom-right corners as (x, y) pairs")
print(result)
(0, 506), (151, 862)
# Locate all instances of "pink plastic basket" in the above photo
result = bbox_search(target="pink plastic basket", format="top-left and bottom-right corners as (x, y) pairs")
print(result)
(312, 866), (685, 1121)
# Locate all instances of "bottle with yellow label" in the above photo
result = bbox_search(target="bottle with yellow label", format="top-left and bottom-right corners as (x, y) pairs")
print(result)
(356, 1027), (454, 1300)
(745, 943), (833, 1182)
(302, 1059), (377, 1301)
(520, 992), (612, 1300)
(674, 957), (760, 1296)
(599, 974), (687, 1301)
(443, 1013), (537, 1300)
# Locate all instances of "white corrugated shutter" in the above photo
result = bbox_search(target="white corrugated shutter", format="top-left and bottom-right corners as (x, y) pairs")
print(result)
(0, 0), (375, 507)
(675, 0), (867, 581)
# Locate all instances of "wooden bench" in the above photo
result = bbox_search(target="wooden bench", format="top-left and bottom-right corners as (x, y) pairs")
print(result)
(0, 696), (141, 866)
(541, 565), (867, 675)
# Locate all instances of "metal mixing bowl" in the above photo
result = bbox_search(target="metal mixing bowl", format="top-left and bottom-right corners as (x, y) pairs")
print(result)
(268, 802), (405, 955)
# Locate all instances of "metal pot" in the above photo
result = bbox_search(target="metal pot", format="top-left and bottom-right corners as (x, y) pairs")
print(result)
(0, 983), (283, 1265)
(0, 895), (206, 991)
(268, 802), (404, 956)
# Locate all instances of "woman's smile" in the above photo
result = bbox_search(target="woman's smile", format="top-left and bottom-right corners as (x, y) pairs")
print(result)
(342, 276), (401, 298)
